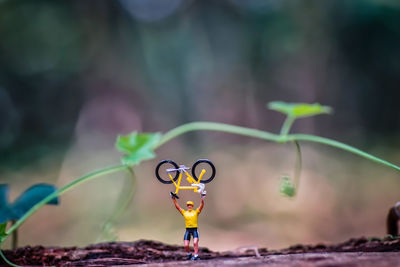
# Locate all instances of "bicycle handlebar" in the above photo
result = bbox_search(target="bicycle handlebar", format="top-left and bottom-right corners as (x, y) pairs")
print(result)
(166, 165), (191, 173)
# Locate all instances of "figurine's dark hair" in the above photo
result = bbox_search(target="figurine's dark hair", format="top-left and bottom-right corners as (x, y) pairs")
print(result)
(386, 206), (399, 236)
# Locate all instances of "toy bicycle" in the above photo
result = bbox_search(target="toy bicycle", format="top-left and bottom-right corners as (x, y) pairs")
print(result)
(155, 159), (216, 199)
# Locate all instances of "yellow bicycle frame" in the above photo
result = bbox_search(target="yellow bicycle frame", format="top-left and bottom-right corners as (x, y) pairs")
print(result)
(168, 169), (206, 194)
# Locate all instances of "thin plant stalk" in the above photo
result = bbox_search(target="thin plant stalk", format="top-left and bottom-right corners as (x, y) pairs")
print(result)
(288, 134), (400, 172)
(280, 116), (295, 136)
(157, 122), (400, 172)
(98, 167), (136, 241)
(157, 122), (281, 147)
(10, 221), (17, 250)
(0, 249), (21, 267)
(111, 167), (136, 221)
(6, 164), (128, 237)
(293, 140), (302, 192)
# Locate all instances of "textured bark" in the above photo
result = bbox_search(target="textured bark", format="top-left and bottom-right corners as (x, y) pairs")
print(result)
(1, 237), (399, 266)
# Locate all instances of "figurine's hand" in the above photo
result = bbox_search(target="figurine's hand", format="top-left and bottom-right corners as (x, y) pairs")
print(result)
(201, 192), (206, 200)
(170, 192), (179, 199)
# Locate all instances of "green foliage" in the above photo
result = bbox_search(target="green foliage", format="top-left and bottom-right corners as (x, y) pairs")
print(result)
(280, 176), (296, 197)
(268, 101), (332, 118)
(268, 101), (333, 136)
(0, 184), (58, 224)
(0, 223), (7, 243)
(116, 132), (162, 165)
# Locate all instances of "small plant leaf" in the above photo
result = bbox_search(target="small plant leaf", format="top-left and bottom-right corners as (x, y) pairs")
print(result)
(0, 222), (7, 243)
(280, 175), (296, 197)
(10, 184), (59, 220)
(116, 132), (162, 165)
(268, 101), (332, 118)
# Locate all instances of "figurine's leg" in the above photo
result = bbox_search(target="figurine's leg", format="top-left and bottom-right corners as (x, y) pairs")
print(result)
(183, 230), (191, 253)
(189, 230), (200, 260)
(193, 238), (199, 255)
(184, 237), (192, 260)
(184, 240), (190, 252)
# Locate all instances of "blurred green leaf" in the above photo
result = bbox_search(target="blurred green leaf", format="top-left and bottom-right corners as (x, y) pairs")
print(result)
(0, 185), (7, 208)
(10, 184), (58, 220)
(0, 222), (7, 243)
(0, 185), (10, 224)
(280, 175), (296, 197)
(116, 132), (162, 165)
(0, 184), (58, 224)
(268, 101), (332, 118)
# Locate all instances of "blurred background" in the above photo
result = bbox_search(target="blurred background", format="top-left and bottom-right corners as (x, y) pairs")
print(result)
(1, 0), (400, 251)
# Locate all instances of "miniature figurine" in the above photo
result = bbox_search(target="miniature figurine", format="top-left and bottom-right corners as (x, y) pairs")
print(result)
(156, 159), (215, 260)
(386, 201), (400, 236)
(171, 192), (206, 261)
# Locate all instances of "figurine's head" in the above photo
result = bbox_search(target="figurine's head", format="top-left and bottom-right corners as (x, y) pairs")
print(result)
(186, 201), (194, 210)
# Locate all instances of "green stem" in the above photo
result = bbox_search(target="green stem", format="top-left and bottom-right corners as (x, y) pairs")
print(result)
(157, 122), (281, 148)
(293, 140), (302, 192)
(288, 134), (400, 172)
(6, 164), (128, 237)
(280, 116), (295, 136)
(156, 122), (400, 172)
(10, 222), (17, 250)
(108, 167), (136, 224)
(0, 249), (22, 267)
(98, 167), (136, 241)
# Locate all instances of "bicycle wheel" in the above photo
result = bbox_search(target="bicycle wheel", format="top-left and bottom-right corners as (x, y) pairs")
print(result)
(155, 160), (179, 184)
(191, 159), (216, 184)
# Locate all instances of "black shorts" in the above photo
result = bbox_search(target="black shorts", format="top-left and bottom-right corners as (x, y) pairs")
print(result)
(184, 228), (199, 240)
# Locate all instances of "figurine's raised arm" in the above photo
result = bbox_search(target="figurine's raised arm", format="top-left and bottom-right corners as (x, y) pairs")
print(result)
(171, 193), (183, 213)
(198, 193), (205, 213)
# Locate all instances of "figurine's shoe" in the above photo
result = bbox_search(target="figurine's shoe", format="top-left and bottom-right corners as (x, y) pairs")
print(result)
(190, 255), (200, 261)
(186, 253), (192, 260)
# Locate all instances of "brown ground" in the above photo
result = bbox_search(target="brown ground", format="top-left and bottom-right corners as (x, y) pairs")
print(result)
(1, 236), (400, 266)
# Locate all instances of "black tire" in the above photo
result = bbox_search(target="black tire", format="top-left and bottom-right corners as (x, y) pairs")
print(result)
(191, 159), (216, 184)
(155, 160), (179, 184)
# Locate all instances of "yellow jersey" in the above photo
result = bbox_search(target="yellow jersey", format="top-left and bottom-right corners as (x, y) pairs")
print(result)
(181, 208), (200, 228)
